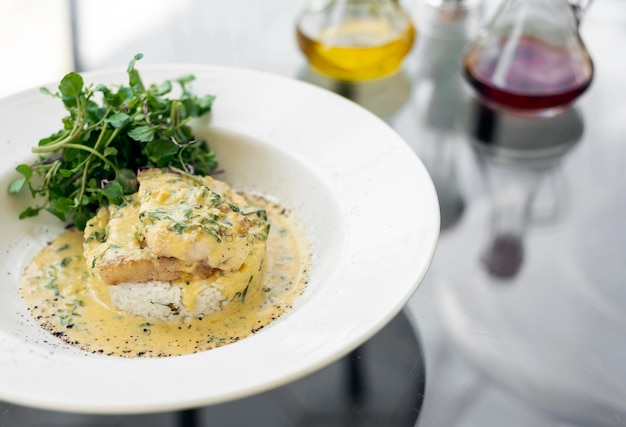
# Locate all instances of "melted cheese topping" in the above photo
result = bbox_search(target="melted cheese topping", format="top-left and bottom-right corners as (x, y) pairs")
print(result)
(19, 195), (310, 357)
(83, 169), (269, 286)
(136, 169), (268, 270)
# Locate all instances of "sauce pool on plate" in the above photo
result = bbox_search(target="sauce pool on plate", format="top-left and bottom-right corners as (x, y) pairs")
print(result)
(19, 195), (311, 357)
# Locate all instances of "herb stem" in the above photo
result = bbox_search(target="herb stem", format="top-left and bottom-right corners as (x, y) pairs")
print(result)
(103, 126), (123, 149)
(44, 161), (61, 190)
(91, 109), (113, 151)
(32, 99), (86, 154)
(55, 143), (119, 171)
(77, 165), (90, 205)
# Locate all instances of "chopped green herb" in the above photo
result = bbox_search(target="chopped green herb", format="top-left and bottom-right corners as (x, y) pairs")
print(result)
(241, 275), (254, 302)
(165, 303), (180, 315)
(45, 283), (60, 296)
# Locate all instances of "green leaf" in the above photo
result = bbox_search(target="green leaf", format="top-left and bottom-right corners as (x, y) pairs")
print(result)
(51, 197), (75, 212)
(104, 147), (118, 157)
(175, 75), (195, 94)
(127, 53), (144, 73)
(180, 99), (196, 118)
(102, 88), (125, 108)
(128, 125), (155, 142)
(180, 95), (215, 119)
(156, 80), (172, 96)
(196, 95), (216, 115)
(61, 115), (74, 130)
(89, 105), (107, 121)
(106, 112), (130, 128)
(176, 75), (195, 85)
(47, 197), (75, 221)
(16, 164), (33, 179)
(127, 53), (145, 91)
(116, 168), (138, 193)
(8, 178), (26, 194)
(9, 164), (33, 193)
(71, 209), (90, 232)
(19, 206), (41, 219)
(58, 72), (84, 98)
(86, 178), (98, 191)
(101, 181), (124, 205)
(145, 139), (178, 165)
(147, 92), (168, 109)
(38, 129), (68, 146)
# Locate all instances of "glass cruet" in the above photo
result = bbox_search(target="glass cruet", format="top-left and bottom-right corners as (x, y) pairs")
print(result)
(461, 0), (594, 116)
(296, 0), (416, 81)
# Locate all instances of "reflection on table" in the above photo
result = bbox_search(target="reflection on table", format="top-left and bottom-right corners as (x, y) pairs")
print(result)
(418, 1), (626, 423)
(469, 102), (583, 279)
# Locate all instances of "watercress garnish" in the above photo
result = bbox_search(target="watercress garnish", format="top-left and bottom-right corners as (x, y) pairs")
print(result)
(8, 53), (217, 230)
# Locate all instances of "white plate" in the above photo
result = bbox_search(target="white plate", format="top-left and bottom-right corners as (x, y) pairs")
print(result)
(0, 65), (439, 414)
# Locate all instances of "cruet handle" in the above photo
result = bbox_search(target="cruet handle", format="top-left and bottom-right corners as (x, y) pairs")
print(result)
(568, 0), (594, 24)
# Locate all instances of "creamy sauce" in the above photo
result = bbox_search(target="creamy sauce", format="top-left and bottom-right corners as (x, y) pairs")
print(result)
(19, 196), (310, 357)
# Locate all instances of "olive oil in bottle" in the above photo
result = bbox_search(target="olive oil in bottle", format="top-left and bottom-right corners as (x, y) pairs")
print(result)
(296, 0), (416, 81)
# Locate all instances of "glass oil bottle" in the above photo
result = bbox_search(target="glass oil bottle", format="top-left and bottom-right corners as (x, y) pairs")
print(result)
(296, 0), (416, 81)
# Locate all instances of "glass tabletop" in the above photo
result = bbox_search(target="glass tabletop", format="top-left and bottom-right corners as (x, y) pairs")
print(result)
(0, 0), (625, 425)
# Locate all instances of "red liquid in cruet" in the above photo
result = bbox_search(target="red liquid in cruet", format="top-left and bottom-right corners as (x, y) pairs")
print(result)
(463, 35), (593, 112)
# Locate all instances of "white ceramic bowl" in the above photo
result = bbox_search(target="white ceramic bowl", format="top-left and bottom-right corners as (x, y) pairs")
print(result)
(0, 65), (439, 413)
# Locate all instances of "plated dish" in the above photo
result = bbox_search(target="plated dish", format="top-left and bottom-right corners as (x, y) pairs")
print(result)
(0, 65), (439, 413)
